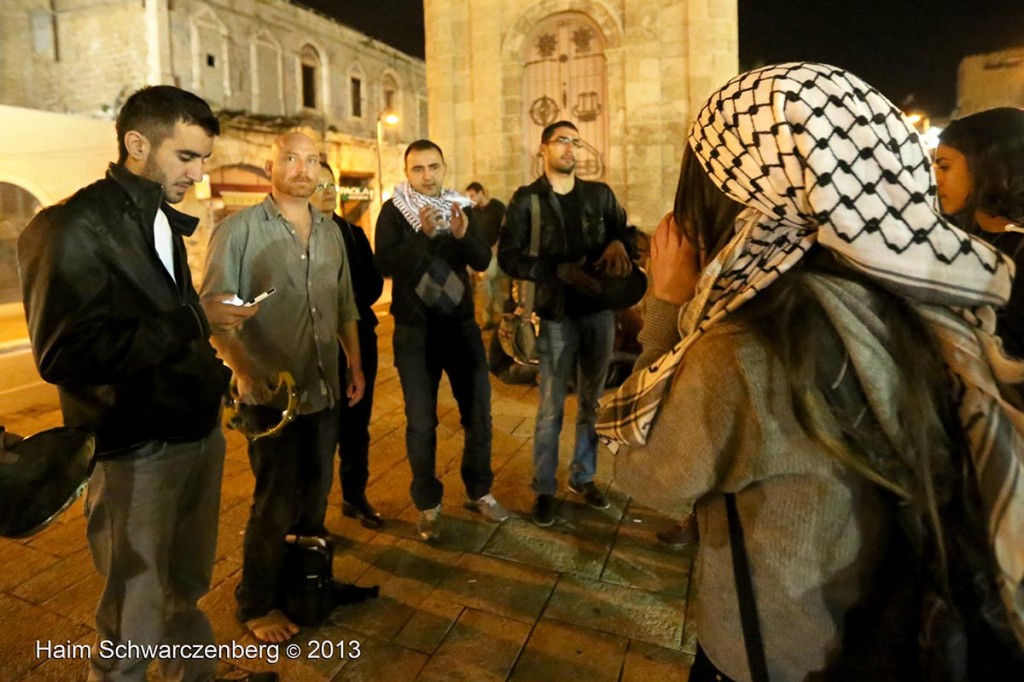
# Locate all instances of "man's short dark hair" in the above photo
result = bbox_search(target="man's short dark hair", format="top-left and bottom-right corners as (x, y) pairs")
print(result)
(466, 181), (485, 193)
(319, 160), (337, 181)
(115, 86), (220, 164)
(404, 139), (445, 164)
(541, 120), (579, 144)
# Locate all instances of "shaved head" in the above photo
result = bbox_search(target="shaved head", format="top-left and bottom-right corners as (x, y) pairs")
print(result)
(271, 132), (316, 158)
(266, 132), (321, 199)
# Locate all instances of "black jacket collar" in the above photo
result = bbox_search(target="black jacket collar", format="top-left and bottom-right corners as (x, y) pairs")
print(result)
(106, 163), (200, 237)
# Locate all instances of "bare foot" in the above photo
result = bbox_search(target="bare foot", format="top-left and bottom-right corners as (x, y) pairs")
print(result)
(244, 609), (299, 643)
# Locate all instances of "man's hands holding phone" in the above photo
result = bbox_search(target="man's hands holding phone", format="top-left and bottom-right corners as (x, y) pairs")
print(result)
(200, 292), (258, 335)
(200, 288), (276, 335)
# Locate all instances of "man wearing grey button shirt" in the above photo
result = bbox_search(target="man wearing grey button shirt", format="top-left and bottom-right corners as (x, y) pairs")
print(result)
(202, 132), (364, 643)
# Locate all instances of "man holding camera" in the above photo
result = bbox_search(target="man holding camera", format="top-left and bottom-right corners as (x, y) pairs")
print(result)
(499, 120), (634, 527)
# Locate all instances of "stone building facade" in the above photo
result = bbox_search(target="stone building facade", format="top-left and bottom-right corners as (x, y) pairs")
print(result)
(956, 46), (1024, 117)
(0, 0), (427, 292)
(423, 0), (738, 230)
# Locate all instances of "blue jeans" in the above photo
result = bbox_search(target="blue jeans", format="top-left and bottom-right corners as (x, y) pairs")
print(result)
(393, 319), (494, 510)
(533, 310), (615, 495)
(236, 408), (338, 621)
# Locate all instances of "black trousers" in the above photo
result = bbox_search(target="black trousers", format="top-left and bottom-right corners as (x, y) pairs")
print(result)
(393, 319), (493, 510)
(236, 407), (337, 621)
(338, 323), (378, 502)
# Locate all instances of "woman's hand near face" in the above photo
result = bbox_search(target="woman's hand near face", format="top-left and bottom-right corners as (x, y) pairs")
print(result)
(651, 212), (701, 306)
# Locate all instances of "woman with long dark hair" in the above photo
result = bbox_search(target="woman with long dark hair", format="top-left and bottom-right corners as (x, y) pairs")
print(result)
(599, 63), (1024, 680)
(936, 108), (1024, 356)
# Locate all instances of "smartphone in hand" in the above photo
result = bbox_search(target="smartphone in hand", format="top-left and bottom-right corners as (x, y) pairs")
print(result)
(244, 288), (276, 307)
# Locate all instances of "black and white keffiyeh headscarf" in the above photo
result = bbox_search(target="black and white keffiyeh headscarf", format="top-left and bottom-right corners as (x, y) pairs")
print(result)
(391, 182), (473, 233)
(596, 62), (1024, 637)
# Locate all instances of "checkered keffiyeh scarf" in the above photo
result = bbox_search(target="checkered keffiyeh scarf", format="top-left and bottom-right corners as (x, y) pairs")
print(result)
(596, 62), (1024, 634)
(391, 182), (473, 233)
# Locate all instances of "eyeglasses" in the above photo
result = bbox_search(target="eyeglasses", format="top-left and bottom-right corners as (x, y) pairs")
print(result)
(548, 135), (582, 148)
(315, 183), (338, 192)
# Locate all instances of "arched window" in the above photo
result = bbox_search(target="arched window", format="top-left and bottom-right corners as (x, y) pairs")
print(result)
(348, 64), (365, 119)
(380, 71), (402, 141)
(190, 8), (230, 107)
(522, 12), (608, 180)
(0, 182), (42, 303)
(382, 73), (399, 114)
(251, 32), (283, 115)
(300, 44), (321, 110)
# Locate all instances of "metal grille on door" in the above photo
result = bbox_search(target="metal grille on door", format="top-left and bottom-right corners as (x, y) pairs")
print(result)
(522, 13), (608, 181)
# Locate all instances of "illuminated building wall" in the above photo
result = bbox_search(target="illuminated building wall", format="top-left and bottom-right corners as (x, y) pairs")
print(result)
(956, 46), (1024, 117)
(423, 0), (739, 230)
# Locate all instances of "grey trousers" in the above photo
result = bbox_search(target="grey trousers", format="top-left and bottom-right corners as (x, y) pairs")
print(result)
(84, 428), (225, 682)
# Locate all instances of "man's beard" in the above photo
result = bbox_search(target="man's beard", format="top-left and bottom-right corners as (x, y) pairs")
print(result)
(141, 156), (174, 201)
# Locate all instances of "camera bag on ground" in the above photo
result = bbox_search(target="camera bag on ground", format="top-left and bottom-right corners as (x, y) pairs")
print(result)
(278, 534), (379, 626)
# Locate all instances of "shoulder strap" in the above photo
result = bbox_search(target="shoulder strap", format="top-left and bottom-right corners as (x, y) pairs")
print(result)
(519, 194), (541, 315)
(529, 194), (542, 258)
(727, 493), (771, 682)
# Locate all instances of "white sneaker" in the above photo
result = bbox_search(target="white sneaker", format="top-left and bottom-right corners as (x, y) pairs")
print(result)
(465, 493), (511, 523)
(417, 504), (442, 541)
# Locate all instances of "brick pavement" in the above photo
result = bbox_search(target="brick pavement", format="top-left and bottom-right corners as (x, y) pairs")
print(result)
(0, 313), (696, 681)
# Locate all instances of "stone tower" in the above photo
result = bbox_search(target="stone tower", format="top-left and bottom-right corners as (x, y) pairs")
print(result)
(423, 0), (738, 229)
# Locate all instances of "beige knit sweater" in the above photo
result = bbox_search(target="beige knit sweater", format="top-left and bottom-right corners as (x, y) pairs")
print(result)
(615, 297), (891, 681)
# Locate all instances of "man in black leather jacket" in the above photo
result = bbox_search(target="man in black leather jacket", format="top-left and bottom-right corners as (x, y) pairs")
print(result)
(313, 162), (386, 529)
(499, 120), (633, 527)
(18, 86), (256, 681)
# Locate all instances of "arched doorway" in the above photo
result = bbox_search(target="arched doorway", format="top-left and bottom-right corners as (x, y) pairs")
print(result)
(522, 12), (608, 180)
(0, 182), (43, 304)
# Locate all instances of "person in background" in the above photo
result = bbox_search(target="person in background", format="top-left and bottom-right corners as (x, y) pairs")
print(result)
(466, 181), (508, 329)
(935, 108), (1024, 357)
(601, 63), (1024, 680)
(312, 162), (386, 528)
(375, 140), (509, 542)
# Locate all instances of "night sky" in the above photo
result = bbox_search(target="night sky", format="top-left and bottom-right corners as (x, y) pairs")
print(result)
(294, 1), (1024, 118)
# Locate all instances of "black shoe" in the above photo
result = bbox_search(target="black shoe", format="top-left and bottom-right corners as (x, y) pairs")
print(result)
(532, 494), (556, 527)
(342, 498), (384, 529)
(568, 481), (610, 510)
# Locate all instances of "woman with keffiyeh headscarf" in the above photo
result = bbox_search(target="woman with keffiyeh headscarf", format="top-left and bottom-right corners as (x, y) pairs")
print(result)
(598, 63), (1024, 680)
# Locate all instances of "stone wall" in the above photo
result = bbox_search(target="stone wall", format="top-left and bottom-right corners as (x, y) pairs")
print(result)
(0, 0), (427, 284)
(165, 0), (426, 143)
(2, 0), (147, 115)
(2, 1), (427, 139)
(424, 0), (738, 230)
(957, 47), (1024, 117)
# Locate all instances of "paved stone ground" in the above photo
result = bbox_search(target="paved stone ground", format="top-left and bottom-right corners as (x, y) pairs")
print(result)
(0, 312), (697, 681)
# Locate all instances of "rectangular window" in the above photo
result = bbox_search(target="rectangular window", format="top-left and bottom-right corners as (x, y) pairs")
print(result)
(301, 64), (317, 108)
(206, 54), (216, 67)
(30, 10), (55, 58)
(384, 89), (394, 110)
(254, 43), (281, 115)
(350, 77), (362, 118)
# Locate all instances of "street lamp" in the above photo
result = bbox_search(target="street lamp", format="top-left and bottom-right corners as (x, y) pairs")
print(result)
(376, 110), (400, 209)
